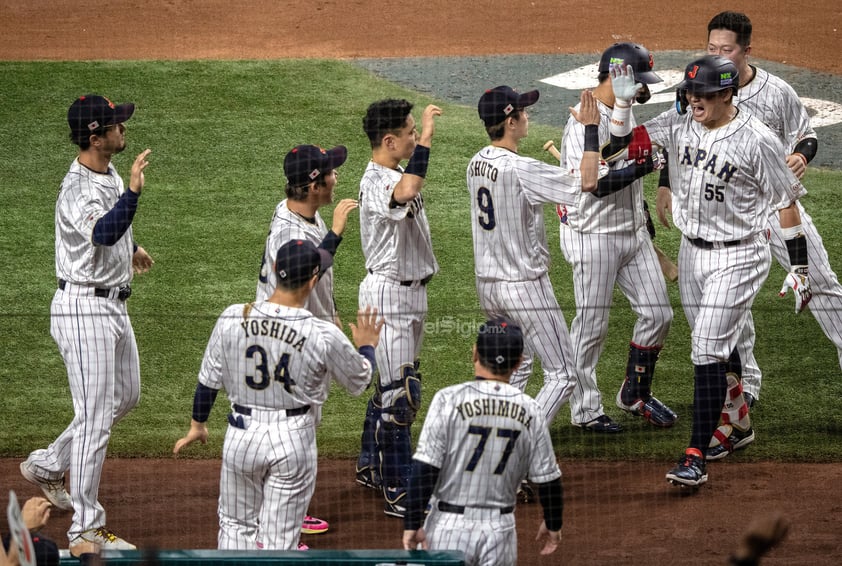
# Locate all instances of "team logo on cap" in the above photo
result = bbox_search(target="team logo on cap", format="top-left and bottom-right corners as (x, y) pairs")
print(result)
(309, 169), (321, 180)
(87, 121), (101, 131)
(503, 103), (514, 116)
(688, 65), (700, 79)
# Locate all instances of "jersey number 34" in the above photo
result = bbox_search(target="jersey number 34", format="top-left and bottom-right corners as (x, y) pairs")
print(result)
(245, 345), (295, 393)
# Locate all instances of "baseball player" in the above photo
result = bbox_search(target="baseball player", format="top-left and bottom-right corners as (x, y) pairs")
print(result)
(467, 85), (604, 429)
(559, 42), (677, 433)
(256, 144), (357, 536)
(173, 239), (383, 550)
(604, 56), (811, 487)
(20, 94), (153, 550)
(664, 12), (842, 459)
(402, 318), (564, 566)
(354, 99), (441, 518)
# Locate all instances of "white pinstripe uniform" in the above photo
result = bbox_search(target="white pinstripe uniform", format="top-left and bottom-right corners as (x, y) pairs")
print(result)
(467, 146), (580, 424)
(413, 379), (561, 566)
(733, 66), (842, 398)
(200, 301), (372, 550)
(359, 160), (437, 405)
(644, 109), (805, 365)
(559, 101), (673, 424)
(25, 158), (140, 542)
(256, 200), (336, 320)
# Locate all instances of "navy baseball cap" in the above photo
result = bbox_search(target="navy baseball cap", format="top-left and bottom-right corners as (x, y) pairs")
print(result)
(283, 144), (348, 187)
(67, 94), (135, 138)
(476, 318), (524, 373)
(477, 86), (539, 127)
(275, 239), (333, 286)
(2, 533), (59, 566)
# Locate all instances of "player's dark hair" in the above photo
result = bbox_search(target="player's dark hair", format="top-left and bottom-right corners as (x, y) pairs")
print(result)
(70, 123), (117, 151)
(363, 99), (414, 148)
(485, 109), (523, 141)
(708, 11), (753, 49)
(285, 173), (331, 201)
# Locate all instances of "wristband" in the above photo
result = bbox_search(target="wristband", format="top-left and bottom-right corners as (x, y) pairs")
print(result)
(784, 233), (808, 268)
(584, 125), (599, 152)
(404, 145), (430, 178)
(609, 105), (632, 138)
(781, 224), (804, 240)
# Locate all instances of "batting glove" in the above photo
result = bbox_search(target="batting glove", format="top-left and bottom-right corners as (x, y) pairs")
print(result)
(779, 266), (812, 313)
(609, 64), (642, 107)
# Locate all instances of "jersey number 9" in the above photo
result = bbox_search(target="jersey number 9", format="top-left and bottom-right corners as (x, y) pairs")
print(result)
(476, 187), (496, 231)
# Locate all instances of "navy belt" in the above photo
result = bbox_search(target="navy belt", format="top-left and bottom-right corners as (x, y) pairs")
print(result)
(686, 236), (743, 250)
(368, 269), (432, 287)
(232, 403), (310, 417)
(58, 279), (132, 301)
(438, 501), (514, 515)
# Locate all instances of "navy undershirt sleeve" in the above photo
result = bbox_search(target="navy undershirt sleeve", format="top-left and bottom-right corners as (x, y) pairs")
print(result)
(92, 190), (139, 246)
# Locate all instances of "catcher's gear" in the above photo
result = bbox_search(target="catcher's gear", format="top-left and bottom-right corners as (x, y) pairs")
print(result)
(517, 480), (535, 503)
(598, 42), (662, 85)
(675, 55), (739, 114)
(779, 266), (812, 313)
(381, 365), (422, 426)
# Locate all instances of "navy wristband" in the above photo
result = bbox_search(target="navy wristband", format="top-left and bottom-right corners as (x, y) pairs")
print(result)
(584, 125), (599, 152)
(785, 234), (808, 267)
(404, 145), (430, 178)
(192, 383), (219, 422)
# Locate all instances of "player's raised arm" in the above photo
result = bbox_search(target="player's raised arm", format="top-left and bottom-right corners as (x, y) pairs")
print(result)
(392, 104), (442, 204)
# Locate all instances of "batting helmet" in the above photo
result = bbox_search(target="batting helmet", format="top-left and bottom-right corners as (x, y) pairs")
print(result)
(675, 55), (739, 114)
(598, 42), (662, 84)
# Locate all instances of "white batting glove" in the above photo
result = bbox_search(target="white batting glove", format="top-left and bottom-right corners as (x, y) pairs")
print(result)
(779, 266), (812, 313)
(609, 64), (642, 107)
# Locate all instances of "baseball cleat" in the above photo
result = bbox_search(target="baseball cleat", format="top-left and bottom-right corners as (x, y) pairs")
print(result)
(70, 527), (135, 550)
(615, 386), (678, 427)
(355, 466), (380, 490)
(383, 487), (407, 518)
(301, 514), (329, 534)
(666, 450), (708, 488)
(573, 414), (622, 433)
(20, 460), (73, 511)
(706, 425), (755, 461)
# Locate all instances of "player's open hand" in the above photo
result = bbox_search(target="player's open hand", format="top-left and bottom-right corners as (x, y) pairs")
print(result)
(570, 89), (600, 127)
(610, 64), (642, 107)
(536, 521), (562, 556)
(418, 105), (443, 147)
(403, 528), (429, 551)
(173, 420), (209, 455)
(132, 245), (154, 274)
(128, 148), (152, 194)
(349, 306), (385, 348)
(331, 198), (359, 236)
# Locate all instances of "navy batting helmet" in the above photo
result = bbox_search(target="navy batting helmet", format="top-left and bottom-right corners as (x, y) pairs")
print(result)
(678, 55), (739, 94)
(598, 42), (662, 84)
(675, 55), (739, 114)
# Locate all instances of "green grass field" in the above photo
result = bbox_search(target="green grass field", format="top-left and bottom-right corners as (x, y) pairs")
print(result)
(1, 60), (840, 462)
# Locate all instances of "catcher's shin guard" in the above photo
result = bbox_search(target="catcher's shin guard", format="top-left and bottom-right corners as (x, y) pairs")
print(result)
(356, 394), (382, 488)
(376, 420), (413, 492)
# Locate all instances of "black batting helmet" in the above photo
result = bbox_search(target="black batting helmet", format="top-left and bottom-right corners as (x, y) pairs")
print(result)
(598, 42), (662, 84)
(677, 55), (739, 95)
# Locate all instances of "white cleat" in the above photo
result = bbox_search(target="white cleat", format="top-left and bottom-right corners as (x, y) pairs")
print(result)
(20, 460), (73, 511)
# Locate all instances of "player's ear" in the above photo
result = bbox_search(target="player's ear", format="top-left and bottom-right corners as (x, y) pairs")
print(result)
(383, 133), (395, 151)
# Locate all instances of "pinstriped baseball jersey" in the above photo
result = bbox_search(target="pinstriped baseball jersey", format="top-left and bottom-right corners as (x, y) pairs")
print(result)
(359, 160), (438, 281)
(413, 380), (561, 509)
(644, 110), (806, 241)
(736, 66), (817, 152)
(199, 301), (372, 410)
(467, 145), (579, 281)
(255, 200), (336, 320)
(560, 100), (646, 234)
(55, 158), (133, 287)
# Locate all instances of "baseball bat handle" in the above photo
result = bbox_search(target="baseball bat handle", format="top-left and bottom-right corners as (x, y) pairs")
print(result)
(543, 140), (561, 161)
